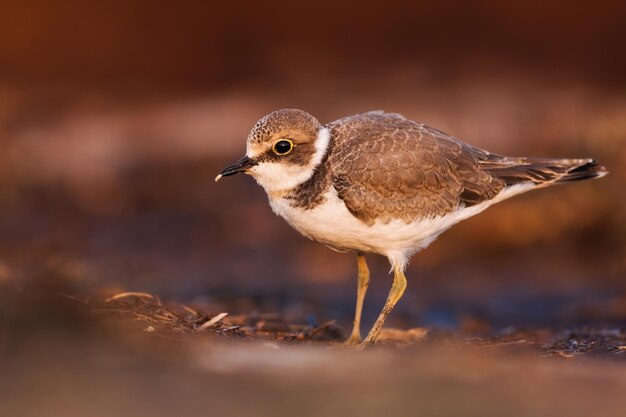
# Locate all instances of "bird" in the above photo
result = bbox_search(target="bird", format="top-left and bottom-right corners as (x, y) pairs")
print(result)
(215, 109), (607, 347)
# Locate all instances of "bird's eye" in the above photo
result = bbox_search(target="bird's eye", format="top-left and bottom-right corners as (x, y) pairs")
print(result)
(272, 139), (294, 156)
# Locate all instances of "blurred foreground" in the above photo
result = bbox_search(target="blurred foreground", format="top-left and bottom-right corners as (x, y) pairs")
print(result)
(1, 286), (626, 417)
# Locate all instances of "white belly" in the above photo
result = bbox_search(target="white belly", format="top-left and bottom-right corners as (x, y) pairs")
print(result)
(268, 184), (533, 270)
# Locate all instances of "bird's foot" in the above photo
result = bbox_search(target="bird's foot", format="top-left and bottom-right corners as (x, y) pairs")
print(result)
(340, 334), (376, 350)
(342, 334), (363, 346)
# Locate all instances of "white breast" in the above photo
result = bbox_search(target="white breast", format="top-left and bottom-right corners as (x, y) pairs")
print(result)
(269, 183), (534, 270)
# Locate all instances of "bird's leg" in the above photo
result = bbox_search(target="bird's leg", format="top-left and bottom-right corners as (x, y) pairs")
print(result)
(362, 265), (407, 346)
(344, 253), (370, 345)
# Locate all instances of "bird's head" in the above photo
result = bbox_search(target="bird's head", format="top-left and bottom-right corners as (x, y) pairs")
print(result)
(216, 109), (330, 195)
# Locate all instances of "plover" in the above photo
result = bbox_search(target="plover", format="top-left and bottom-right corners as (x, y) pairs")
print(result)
(216, 109), (607, 346)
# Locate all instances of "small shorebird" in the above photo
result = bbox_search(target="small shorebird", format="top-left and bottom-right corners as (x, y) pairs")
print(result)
(216, 109), (607, 347)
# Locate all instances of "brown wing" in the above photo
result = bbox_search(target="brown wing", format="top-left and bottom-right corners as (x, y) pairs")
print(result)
(327, 112), (505, 225)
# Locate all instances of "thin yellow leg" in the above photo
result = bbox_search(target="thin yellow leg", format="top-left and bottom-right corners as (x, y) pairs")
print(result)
(362, 265), (407, 346)
(344, 254), (370, 345)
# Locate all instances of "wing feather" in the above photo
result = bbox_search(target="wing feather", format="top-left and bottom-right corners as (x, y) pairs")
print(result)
(327, 112), (504, 224)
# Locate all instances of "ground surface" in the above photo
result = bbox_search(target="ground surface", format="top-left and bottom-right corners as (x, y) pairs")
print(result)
(2, 286), (626, 417)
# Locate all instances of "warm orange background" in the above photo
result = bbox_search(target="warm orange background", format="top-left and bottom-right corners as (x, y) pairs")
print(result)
(0, 0), (625, 328)
(1, 3), (626, 416)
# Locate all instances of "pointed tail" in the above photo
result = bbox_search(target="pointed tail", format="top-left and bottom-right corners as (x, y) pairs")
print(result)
(481, 157), (608, 187)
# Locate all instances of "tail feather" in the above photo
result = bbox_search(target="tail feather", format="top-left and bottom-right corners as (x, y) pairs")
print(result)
(481, 157), (608, 187)
(560, 159), (608, 182)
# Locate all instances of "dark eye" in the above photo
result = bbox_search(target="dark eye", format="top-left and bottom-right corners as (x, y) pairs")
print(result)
(272, 139), (294, 155)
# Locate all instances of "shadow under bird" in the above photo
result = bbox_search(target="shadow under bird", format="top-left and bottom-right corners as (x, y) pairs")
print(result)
(216, 109), (607, 347)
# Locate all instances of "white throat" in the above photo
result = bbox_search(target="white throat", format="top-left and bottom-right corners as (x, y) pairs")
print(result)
(249, 127), (331, 195)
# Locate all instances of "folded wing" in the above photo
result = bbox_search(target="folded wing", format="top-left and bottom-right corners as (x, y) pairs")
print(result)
(327, 111), (606, 225)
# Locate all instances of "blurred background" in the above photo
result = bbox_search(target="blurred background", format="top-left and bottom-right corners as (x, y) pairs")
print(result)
(1, 0), (625, 328)
(1, 1), (626, 416)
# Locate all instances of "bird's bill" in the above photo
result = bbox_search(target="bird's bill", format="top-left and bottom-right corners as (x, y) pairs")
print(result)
(215, 155), (257, 182)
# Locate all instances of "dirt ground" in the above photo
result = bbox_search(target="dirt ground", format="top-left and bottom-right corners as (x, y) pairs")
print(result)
(1, 282), (626, 417)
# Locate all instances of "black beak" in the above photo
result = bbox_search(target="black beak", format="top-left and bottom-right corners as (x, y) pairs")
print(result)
(215, 156), (257, 182)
